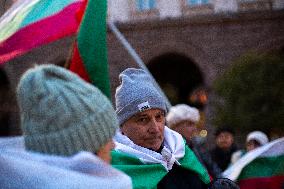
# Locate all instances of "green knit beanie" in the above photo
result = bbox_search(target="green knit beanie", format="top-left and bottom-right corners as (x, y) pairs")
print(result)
(17, 65), (118, 156)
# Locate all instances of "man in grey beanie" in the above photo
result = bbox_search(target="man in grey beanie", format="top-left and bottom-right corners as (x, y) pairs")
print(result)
(5, 64), (132, 189)
(111, 68), (210, 189)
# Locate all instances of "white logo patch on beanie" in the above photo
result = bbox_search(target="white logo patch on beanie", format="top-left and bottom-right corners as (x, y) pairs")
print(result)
(138, 101), (151, 112)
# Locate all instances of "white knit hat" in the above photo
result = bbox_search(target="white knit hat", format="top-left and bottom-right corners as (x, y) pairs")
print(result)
(246, 131), (269, 146)
(166, 104), (200, 128)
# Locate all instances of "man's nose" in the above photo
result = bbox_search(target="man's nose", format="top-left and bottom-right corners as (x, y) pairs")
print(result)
(148, 119), (160, 133)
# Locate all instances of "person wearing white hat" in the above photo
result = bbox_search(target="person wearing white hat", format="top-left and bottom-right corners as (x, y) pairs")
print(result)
(166, 104), (222, 179)
(231, 131), (269, 164)
(246, 131), (269, 152)
(166, 104), (200, 141)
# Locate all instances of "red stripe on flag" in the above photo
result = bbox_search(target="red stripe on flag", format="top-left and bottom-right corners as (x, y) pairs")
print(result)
(69, 42), (90, 82)
(239, 175), (284, 189)
(0, 1), (85, 65)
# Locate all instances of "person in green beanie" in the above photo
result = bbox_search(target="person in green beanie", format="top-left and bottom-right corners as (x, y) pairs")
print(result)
(12, 64), (132, 189)
(17, 64), (118, 162)
(112, 68), (210, 189)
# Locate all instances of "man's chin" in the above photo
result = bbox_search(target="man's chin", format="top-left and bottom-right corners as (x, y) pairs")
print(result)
(146, 142), (163, 151)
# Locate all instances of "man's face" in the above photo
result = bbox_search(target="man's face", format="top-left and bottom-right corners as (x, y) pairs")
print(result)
(216, 132), (234, 150)
(121, 108), (165, 151)
(172, 120), (197, 141)
(246, 140), (261, 152)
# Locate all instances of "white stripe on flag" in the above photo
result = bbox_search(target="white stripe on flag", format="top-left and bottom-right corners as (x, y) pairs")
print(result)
(222, 137), (284, 181)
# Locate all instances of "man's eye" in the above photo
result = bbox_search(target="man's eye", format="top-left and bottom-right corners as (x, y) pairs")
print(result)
(155, 114), (165, 122)
(137, 117), (149, 124)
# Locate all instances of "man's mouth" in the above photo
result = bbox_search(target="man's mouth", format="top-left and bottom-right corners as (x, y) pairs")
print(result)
(145, 136), (162, 142)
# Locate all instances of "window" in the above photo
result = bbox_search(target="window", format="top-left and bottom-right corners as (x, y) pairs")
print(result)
(136, 0), (156, 11)
(187, 0), (209, 6)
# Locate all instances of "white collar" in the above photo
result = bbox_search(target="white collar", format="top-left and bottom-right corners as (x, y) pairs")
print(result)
(114, 126), (185, 171)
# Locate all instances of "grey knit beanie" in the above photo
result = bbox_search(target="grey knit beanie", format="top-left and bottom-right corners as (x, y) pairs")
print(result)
(115, 68), (167, 125)
(17, 65), (118, 156)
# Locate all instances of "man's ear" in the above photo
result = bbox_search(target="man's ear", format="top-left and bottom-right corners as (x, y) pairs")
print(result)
(120, 126), (125, 135)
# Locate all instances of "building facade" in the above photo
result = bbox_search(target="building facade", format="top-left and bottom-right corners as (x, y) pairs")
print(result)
(108, 0), (284, 22)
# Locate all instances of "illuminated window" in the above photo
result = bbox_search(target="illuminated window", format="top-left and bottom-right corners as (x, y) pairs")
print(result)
(187, 0), (209, 6)
(136, 0), (156, 11)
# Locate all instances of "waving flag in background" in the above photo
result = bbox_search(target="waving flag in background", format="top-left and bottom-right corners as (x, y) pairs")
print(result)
(0, 0), (110, 98)
(223, 137), (284, 189)
(69, 0), (110, 98)
(0, 0), (86, 64)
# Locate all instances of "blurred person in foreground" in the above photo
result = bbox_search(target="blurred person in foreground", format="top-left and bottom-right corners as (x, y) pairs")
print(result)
(166, 104), (222, 179)
(231, 131), (269, 164)
(210, 127), (238, 171)
(0, 65), (132, 189)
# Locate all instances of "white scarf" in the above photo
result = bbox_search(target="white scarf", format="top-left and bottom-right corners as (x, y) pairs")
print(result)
(114, 126), (185, 171)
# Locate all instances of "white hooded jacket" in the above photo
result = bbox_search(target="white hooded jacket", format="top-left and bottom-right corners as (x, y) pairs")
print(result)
(0, 137), (132, 189)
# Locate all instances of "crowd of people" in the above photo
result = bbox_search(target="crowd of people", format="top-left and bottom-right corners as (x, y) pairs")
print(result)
(0, 65), (281, 189)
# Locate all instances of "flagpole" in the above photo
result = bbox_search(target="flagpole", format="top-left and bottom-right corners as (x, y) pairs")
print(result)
(108, 21), (172, 110)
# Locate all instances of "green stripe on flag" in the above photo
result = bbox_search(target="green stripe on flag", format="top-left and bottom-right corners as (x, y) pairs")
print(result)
(111, 145), (210, 189)
(111, 151), (167, 189)
(238, 155), (284, 180)
(179, 145), (211, 184)
(77, 0), (110, 98)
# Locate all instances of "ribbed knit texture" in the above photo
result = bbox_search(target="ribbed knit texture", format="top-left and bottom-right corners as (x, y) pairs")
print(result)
(166, 104), (200, 127)
(17, 65), (118, 156)
(115, 68), (167, 125)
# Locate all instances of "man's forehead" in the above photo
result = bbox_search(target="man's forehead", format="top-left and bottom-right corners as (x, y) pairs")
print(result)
(220, 131), (233, 136)
(134, 109), (164, 117)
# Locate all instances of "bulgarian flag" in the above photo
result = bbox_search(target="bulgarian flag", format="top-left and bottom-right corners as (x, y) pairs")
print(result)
(69, 0), (110, 98)
(111, 145), (211, 189)
(223, 137), (284, 189)
(0, 0), (110, 97)
(0, 0), (86, 64)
